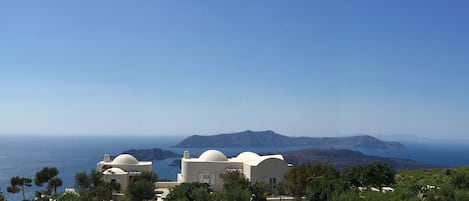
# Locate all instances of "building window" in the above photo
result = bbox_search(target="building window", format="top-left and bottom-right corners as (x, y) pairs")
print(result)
(269, 177), (277, 190)
(199, 173), (210, 184)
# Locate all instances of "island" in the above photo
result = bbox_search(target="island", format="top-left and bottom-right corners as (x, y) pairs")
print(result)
(174, 130), (405, 149)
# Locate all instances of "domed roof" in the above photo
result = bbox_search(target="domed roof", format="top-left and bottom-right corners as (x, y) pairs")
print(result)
(199, 150), (228, 161)
(112, 154), (139, 165)
(236, 151), (260, 162)
(103, 167), (127, 175)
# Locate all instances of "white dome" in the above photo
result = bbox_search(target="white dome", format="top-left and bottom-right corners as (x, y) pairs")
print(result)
(103, 167), (127, 175)
(236, 152), (260, 162)
(199, 150), (228, 161)
(112, 154), (139, 165)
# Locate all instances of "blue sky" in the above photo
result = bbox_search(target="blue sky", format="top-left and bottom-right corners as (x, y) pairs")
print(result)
(0, 1), (468, 139)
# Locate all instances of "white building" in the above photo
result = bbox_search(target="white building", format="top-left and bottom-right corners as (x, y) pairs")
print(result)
(96, 154), (152, 192)
(177, 150), (289, 190)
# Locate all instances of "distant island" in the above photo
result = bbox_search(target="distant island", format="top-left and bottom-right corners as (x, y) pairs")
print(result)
(174, 130), (405, 149)
(117, 148), (179, 161)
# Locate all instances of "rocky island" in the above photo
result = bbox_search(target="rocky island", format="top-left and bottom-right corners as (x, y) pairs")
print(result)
(174, 130), (405, 149)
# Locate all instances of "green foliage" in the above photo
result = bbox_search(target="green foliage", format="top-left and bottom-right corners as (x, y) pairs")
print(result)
(126, 171), (158, 201)
(165, 182), (211, 201)
(342, 165), (365, 187)
(250, 181), (267, 201)
(221, 171), (266, 201)
(331, 191), (361, 201)
(73, 169), (120, 201)
(364, 161), (395, 189)
(56, 192), (81, 201)
(223, 185), (251, 201)
(341, 162), (395, 190)
(220, 171), (250, 190)
(451, 168), (469, 189)
(7, 176), (32, 201)
(0, 187), (6, 201)
(34, 167), (62, 196)
(166, 171), (267, 201)
(284, 163), (339, 200)
(220, 171), (256, 201)
(74, 171), (91, 190)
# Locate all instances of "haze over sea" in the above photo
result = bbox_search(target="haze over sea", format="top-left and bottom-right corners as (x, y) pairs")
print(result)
(1, 135), (469, 200)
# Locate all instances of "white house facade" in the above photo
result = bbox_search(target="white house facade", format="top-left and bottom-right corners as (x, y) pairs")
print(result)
(96, 154), (152, 192)
(177, 150), (289, 190)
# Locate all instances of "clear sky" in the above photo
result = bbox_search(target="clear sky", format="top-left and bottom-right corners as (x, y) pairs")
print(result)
(0, 0), (468, 139)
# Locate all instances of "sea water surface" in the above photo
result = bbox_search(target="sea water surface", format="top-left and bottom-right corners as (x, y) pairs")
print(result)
(1, 135), (469, 200)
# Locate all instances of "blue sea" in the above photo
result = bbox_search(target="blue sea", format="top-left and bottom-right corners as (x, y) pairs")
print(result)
(1, 135), (469, 200)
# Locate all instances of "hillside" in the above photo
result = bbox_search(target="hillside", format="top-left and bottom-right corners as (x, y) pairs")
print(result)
(278, 148), (434, 170)
(174, 130), (405, 149)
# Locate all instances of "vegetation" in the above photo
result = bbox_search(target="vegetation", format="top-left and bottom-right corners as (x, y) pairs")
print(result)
(283, 162), (397, 201)
(74, 169), (120, 201)
(126, 171), (158, 201)
(2, 159), (469, 201)
(281, 164), (469, 201)
(166, 171), (267, 201)
(34, 167), (63, 196)
(6, 176), (32, 201)
(165, 182), (212, 201)
(0, 187), (6, 201)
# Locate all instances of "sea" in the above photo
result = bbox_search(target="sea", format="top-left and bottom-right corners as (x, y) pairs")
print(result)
(1, 135), (469, 200)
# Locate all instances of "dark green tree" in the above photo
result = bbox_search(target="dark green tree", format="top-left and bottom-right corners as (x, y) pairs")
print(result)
(451, 169), (469, 189)
(284, 163), (338, 200)
(165, 182), (211, 201)
(74, 169), (120, 201)
(34, 167), (63, 195)
(250, 181), (267, 201)
(126, 171), (158, 201)
(0, 187), (6, 201)
(7, 176), (32, 201)
(304, 164), (339, 201)
(342, 165), (366, 188)
(74, 171), (91, 190)
(220, 170), (257, 201)
(364, 161), (395, 190)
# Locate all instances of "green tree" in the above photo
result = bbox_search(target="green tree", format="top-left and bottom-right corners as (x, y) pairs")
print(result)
(7, 176), (32, 201)
(304, 164), (339, 201)
(126, 171), (157, 201)
(74, 171), (91, 190)
(34, 167), (63, 195)
(364, 161), (395, 190)
(220, 170), (260, 201)
(0, 187), (6, 201)
(56, 192), (81, 201)
(74, 169), (119, 201)
(342, 165), (366, 188)
(284, 163), (338, 201)
(250, 181), (267, 201)
(284, 165), (309, 199)
(451, 169), (469, 189)
(165, 182), (211, 201)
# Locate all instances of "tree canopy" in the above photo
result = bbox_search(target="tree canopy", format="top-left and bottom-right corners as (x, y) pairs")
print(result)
(126, 171), (158, 201)
(7, 176), (32, 201)
(34, 167), (63, 195)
